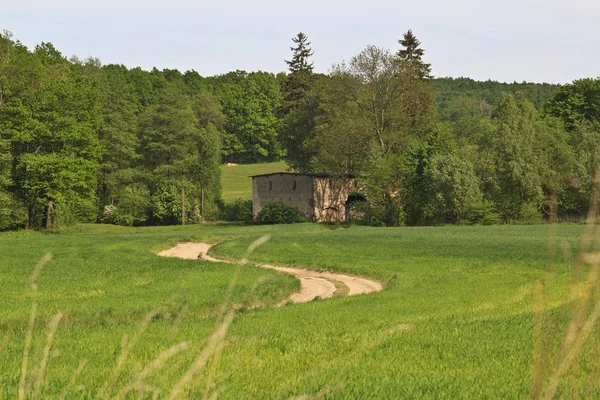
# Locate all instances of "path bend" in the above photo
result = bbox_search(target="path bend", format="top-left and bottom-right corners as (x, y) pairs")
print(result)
(157, 243), (383, 304)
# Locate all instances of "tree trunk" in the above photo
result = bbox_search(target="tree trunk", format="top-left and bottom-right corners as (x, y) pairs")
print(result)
(201, 187), (205, 224)
(26, 202), (34, 230)
(181, 180), (185, 225)
(45, 199), (54, 230)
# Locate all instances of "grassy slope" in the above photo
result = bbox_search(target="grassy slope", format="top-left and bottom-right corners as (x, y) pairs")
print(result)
(1, 223), (598, 398)
(220, 161), (287, 201)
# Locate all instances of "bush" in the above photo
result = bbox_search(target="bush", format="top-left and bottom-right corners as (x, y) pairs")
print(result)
(0, 191), (26, 230)
(100, 183), (151, 226)
(258, 202), (307, 224)
(219, 198), (253, 222)
(352, 196), (405, 227)
(518, 202), (543, 224)
(467, 201), (501, 225)
(151, 185), (182, 225)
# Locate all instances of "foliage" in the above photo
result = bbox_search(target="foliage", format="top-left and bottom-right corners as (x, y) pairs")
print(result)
(150, 184), (183, 225)
(257, 201), (307, 224)
(309, 44), (436, 226)
(1, 41), (102, 229)
(397, 29), (432, 79)
(0, 190), (26, 230)
(216, 71), (282, 163)
(279, 33), (319, 171)
(434, 77), (560, 114)
(0, 30), (598, 230)
(544, 78), (600, 130)
(465, 200), (501, 225)
(101, 183), (151, 226)
(218, 198), (253, 222)
(281, 32), (314, 112)
(427, 153), (483, 223)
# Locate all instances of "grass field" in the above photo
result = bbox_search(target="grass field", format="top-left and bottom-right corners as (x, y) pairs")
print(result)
(220, 161), (287, 201)
(1, 223), (599, 398)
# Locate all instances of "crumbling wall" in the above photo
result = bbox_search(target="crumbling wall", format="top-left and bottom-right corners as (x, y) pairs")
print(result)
(252, 174), (314, 221)
(312, 177), (355, 222)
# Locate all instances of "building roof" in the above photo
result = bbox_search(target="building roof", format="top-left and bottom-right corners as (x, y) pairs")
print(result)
(249, 172), (354, 178)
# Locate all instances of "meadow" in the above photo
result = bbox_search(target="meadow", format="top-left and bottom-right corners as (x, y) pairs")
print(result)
(219, 161), (287, 201)
(1, 222), (599, 398)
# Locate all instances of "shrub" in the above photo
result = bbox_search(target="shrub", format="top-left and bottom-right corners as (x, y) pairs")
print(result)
(151, 185), (182, 225)
(352, 196), (404, 227)
(218, 198), (253, 222)
(257, 202), (307, 224)
(467, 201), (501, 225)
(518, 202), (543, 223)
(100, 183), (151, 226)
(0, 190), (26, 230)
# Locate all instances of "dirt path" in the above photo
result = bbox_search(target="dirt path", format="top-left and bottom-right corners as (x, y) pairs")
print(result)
(157, 243), (383, 304)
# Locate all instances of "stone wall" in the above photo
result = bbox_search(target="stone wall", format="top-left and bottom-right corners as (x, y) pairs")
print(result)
(312, 177), (355, 222)
(252, 174), (314, 221)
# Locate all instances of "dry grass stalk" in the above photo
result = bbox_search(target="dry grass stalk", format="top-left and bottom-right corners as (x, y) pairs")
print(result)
(531, 279), (549, 399)
(18, 302), (37, 400)
(32, 311), (63, 399)
(0, 333), (11, 360)
(170, 304), (189, 334)
(95, 307), (164, 399)
(116, 341), (189, 399)
(28, 253), (53, 291)
(544, 299), (600, 399)
(202, 336), (227, 400)
(58, 359), (87, 400)
(166, 310), (235, 400)
(534, 173), (600, 398)
(19, 252), (52, 400)
(166, 235), (271, 399)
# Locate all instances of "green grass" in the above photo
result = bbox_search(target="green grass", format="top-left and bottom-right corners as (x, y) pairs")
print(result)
(1, 223), (599, 398)
(220, 161), (287, 201)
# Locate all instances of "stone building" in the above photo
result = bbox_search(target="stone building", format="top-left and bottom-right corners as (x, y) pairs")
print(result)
(251, 173), (356, 222)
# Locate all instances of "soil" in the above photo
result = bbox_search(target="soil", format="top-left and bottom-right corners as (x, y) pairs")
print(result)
(157, 243), (383, 304)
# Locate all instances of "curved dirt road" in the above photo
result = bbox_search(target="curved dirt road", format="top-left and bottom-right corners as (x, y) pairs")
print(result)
(157, 243), (383, 304)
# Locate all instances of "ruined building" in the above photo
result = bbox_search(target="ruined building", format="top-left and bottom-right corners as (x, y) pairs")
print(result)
(251, 173), (356, 222)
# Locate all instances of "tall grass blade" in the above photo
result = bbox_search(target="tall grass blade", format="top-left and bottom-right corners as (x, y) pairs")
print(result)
(58, 359), (87, 400)
(95, 307), (164, 399)
(167, 235), (270, 399)
(33, 311), (63, 399)
(19, 252), (52, 400)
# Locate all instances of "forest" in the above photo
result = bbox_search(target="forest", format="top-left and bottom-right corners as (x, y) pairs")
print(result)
(0, 29), (599, 229)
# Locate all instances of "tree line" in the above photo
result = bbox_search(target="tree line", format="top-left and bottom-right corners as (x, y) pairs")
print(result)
(0, 29), (599, 229)
(278, 31), (600, 226)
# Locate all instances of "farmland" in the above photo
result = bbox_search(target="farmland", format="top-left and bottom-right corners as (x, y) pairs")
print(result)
(1, 222), (599, 398)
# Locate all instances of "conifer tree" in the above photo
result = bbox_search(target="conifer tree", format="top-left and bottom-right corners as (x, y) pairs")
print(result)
(397, 30), (432, 79)
(282, 32), (314, 112)
(280, 32), (319, 171)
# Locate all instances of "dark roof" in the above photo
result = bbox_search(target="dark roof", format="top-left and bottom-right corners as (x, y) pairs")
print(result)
(249, 172), (354, 178)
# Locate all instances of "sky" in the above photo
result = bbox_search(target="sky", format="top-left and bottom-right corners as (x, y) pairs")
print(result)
(2, 0), (599, 84)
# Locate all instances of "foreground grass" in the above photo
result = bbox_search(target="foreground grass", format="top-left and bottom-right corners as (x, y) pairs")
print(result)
(1, 223), (598, 398)
(220, 161), (287, 201)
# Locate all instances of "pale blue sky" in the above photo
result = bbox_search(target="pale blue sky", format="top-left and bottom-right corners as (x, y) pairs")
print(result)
(2, 0), (599, 83)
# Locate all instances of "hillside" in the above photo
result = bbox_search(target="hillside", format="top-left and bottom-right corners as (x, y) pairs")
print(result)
(220, 161), (288, 201)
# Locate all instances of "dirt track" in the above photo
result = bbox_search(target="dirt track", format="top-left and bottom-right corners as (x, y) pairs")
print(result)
(157, 243), (383, 304)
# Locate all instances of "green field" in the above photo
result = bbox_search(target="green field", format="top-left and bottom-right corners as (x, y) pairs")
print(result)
(1, 223), (599, 398)
(220, 161), (287, 201)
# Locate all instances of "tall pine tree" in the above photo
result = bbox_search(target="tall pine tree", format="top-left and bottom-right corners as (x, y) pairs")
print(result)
(282, 32), (314, 113)
(280, 32), (319, 171)
(397, 30), (432, 79)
